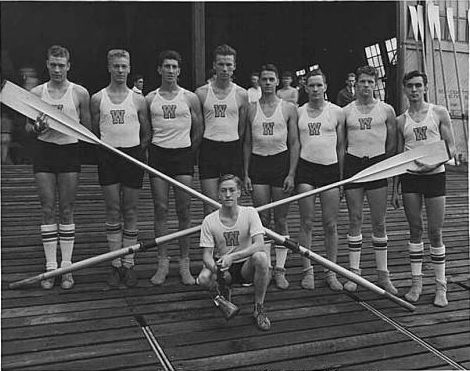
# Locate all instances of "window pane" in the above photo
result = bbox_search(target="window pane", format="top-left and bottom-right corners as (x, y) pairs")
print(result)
(365, 47), (371, 58)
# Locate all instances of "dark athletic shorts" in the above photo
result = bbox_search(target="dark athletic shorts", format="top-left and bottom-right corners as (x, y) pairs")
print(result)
(249, 150), (289, 188)
(228, 261), (251, 285)
(97, 145), (145, 189)
(33, 140), (80, 173)
(344, 153), (388, 190)
(148, 144), (194, 177)
(295, 158), (340, 187)
(198, 138), (243, 179)
(400, 172), (446, 198)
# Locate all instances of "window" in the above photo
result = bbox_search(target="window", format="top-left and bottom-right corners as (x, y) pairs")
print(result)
(385, 37), (397, 65)
(364, 43), (386, 100)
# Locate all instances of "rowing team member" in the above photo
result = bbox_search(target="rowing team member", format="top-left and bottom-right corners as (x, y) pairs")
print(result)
(28, 44), (455, 311)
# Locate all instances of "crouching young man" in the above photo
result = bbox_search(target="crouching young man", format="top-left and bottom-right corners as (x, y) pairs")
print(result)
(197, 174), (271, 331)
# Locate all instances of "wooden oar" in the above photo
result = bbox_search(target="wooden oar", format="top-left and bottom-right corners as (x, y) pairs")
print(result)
(426, 2), (439, 104)
(446, 6), (468, 144)
(431, 3), (450, 109)
(416, 5), (428, 79)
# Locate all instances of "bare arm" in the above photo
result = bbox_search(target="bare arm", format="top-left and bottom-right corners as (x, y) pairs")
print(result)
(202, 246), (217, 274)
(75, 85), (91, 131)
(384, 104), (397, 157)
(187, 92), (204, 152)
(134, 94), (151, 150)
(284, 102), (300, 193)
(437, 105), (456, 159)
(237, 88), (249, 141)
(90, 92), (102, 138)
(335, 106), (346, 180)
(243, 104), (255, 191)
(391, 115), (406, 208)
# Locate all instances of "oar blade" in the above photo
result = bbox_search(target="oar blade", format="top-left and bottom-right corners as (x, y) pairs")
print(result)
(352, 141), (450, 183)
(0, 80), (96, 144)
(408, 5), (419, 42)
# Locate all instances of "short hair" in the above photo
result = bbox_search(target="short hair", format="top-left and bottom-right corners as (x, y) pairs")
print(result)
(305, 69), (327, 84)
(218, 174), (242, 190)
(356, 65), (378, 81)
(346, 72), (356, 80)
(47, 45), (70, 62)
(107, 49), (130, 64)
(250, 71), (260, 78)
(157, 50), (182, 67)
(133, 74), (143, 83)
(260, 64), (279, 78)
(281, 71), (293, 79)
(402, 70), (428, 86)
(213, 44), (237, 61)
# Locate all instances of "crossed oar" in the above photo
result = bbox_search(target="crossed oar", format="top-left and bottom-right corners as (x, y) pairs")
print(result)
(1, 81), (450, 311)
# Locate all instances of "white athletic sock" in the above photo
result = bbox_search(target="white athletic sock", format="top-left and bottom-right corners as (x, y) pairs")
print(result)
(347, 234), (362, 270)
(372, 235), (388, 272)
(431, 245), (446, 283)
(59, 224), (75, 265)
(122, 229), (138, 268)
(41, 224), (58, 270)
(409, 242), (424, 276)
(106, 223), (122, 268)
(274, 235), (289, 268)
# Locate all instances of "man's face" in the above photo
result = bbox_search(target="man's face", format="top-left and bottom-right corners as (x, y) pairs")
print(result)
(356, 73), (376, 98)
(259, 70), (278, 95)
(108, 57), (130, 84)
(281, 76), (293, 87)
(213, 54), (235, 81)
(404, 76), (427, 102)
(250, 75), (259, 88)
(158, 58), (180, 83)
(346, 76), (356, 88)
(135, 78), (144, 91)
(218, 179), (241, 207)
(305, 75), (326, 101)
(46, 56), (70, 83)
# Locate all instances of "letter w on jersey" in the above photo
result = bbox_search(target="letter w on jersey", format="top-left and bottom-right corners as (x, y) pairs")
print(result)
(162, 104), (177, 119)
(359, 117), (372, 130)
(308, 122), (321, 135)
(413, 126), (428, 141)
(262, 122), (275, 135)
(54, 104), (64, 111)
(214, 104), (227, 118)
(110, 110), (126, 125)
(223, 231), (240, 247)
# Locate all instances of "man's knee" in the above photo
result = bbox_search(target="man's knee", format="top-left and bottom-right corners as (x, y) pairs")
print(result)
(252, 251), (269, 270)
(197, 269), (215, 288)
(154, 200), (168, 221)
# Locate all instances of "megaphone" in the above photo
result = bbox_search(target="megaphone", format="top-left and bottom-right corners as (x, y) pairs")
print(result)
(212, 294), (240, 320)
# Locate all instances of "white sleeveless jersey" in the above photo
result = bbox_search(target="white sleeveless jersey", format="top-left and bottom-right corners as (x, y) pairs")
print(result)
(99, 88), (140, 148)
(150, 88), (191, 148)
(200, 206), (264, 264)
(346, 100), (388, 158)
(298, 102), (338, 165)
(403, 104), (444, 174)
(251, 100), (288, 156)
(38, 82), (79, 145)
(203, 83), (241, 142)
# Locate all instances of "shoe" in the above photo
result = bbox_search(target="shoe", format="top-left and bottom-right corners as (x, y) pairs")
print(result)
(434, 279), (448, 307)
(404, 275), (422, 303)
(107, 266), (122, 287)
(325, 271), (343, 291)
(377, 270), (398, 295)
(179, 257), (195, 285)
(122, 266), (138, 287)
(41, 273), (55, 290)
(273, 267), (289, 290)
(61, 273), (74, 290)
(301, 266), (315, 290)
(150, 257), (170, 285)
(253, 303), (271, 331)
(344, 268), (361, 292)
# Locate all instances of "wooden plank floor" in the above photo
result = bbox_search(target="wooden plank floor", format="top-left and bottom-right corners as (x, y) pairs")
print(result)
(2, 164), (469, 370)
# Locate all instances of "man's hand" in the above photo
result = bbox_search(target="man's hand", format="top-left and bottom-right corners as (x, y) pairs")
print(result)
(283, 175), (295, 193)
(243, 176), (253, 194)
(407, 159), (440, 174)
(34, 113), (50, 134)
(217, 254), (234, 270)
(391, 189), (400, 209)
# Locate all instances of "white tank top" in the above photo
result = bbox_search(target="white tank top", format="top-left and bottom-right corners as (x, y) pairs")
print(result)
(251, 100), (288, 156)
(38, 82), (79, 145)
(150, 88), (191, 148)
(298, 102), (338, 165)
(346, 100), (388, 158)
(403, 104), (444, 174)
(203, 83), (240, 142)
(99, 88), (140, 148)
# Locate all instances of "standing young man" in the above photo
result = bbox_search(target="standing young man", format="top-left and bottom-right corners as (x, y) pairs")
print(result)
(197, 174), (271, 331)
(392, 71), (455, 307)
(336, 72), (356, 107)
(28, 45), (91, 290)
(343, 65), (397, 294)
(296, 69), (345, 291)
(243, 64), (299, 289)
(277, 71), (298, 105)
(146, 50), (203, 286)
(247, 72), (262, 103)
(196, 44), (248, 215)
(90, 49), (151, 288)
(132, 74), (144, 95)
